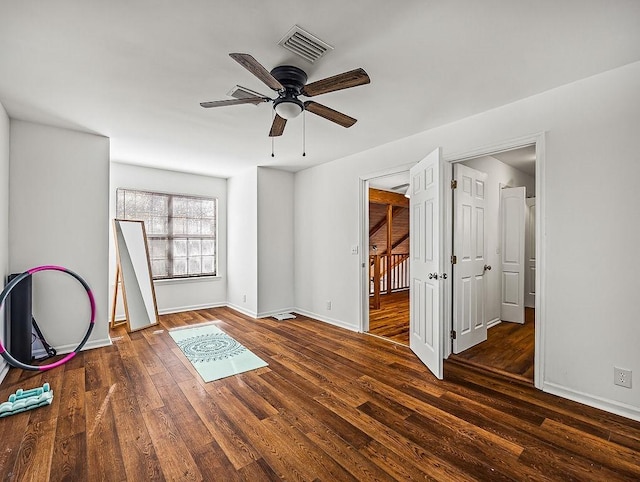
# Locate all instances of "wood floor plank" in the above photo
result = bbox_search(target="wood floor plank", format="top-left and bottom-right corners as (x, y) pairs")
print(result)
(236, 457), (282, 482)
(11, 417), (57, 481)
(0, 410), (30, 480)
(141, 407), (203, 481)
(151, 370), (215, 449)
(304, 422), (398, 482)
(368, 290), (410, 345)
(50, 432), (88, 482)
(111, 391), (165, 481)
(85, 387), (128, 482)
(360, 440), (474, 482)
(540, 418), (640, 479)
(435, 389), (633, 481)
(120, 354), (164, 412)
(313, 391), (477, 480)
(54, 367), (85, 440)
(190, 439), (244, 482)
(258, 370), (373, 449)
(177, 378), (261, 470)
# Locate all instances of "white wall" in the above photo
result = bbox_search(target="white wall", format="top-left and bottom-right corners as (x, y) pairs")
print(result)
(257, 167), (294, 316)
(295, 61), (640, 420)
(110, 163), (227, 314)
(463, 156), (535, 325)
(0, 101), (10, 381)
(9, 121), (110, 353)
(227, 167), (258, 316)
(295, 165), (362, 330)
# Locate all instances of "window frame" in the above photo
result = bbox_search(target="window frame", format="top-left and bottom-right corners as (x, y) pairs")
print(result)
(116, 188), (218, 280)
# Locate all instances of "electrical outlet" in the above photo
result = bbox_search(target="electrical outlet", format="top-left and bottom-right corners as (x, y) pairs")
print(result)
(351, 245), (359, 255)
(242, 294), (246, 303)
(614, 367), (632, 388)
(326, 301), (332, 310)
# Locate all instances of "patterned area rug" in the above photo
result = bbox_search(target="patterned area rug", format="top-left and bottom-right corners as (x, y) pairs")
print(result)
(169, 324), (268, 382)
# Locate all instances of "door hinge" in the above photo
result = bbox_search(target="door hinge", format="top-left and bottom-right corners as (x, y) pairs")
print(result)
(451, 255), (457, 264)
(451, 179), (457, 189)
(450, 330), (457, 340)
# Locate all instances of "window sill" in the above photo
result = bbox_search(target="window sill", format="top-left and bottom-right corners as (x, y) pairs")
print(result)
(154, 275), (222, 286)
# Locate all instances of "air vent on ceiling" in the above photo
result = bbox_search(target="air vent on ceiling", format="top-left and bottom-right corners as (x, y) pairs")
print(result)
(227, 85), (266, 105)
(278, 25), (333, 63)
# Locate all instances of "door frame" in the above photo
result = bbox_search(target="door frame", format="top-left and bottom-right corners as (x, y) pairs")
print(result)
(357, 132), (546, 390)
(358, 162), (416, 335)
(444, 132), (545, 389)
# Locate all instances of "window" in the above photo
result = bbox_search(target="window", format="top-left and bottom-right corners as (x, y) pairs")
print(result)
(116, 188), (217, 279)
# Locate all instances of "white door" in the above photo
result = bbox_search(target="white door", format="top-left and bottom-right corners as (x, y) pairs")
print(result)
(409, 147), (443, 379)
(500, 187), (526, 323)
(452, 164), (488, 353)
(525, 198), (536, 308)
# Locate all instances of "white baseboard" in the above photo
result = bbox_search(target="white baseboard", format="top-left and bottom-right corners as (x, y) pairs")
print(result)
(225, 303), (258, 319)
(544, 381), (640, 423)
(256, 307), (297, 319)
(32, 337), (113, 359)
(487, 317), (501, 329)
(112, 302), (227, 322)
(157, 302), (225, 316)
(293, 308), (359, 332)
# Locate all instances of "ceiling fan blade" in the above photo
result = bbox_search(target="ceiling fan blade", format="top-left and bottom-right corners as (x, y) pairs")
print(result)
(229, 53), (284, 92)
(200, 97), (268, 108)
(302, 68), (370, 97)
(304, 101), (357, 128)
(269, 114), (287, 137)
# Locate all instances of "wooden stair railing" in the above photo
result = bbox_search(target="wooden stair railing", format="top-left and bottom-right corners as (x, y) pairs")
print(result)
(370, 253), (409, 309)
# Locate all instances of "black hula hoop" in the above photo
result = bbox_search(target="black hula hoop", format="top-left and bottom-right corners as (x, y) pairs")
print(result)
(0, 265), (95, 371)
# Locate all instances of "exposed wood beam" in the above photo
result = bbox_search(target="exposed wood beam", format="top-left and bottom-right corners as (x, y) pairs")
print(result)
(369, 205), (405, 237)
(369, 188), (409, 208)
(392, 232), (410, 250)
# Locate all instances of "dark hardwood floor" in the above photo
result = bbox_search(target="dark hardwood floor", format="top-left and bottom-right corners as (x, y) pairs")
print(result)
(451, 307), (535, 383)
(369, 290), (409, 345)
(1, 306), (639, 480)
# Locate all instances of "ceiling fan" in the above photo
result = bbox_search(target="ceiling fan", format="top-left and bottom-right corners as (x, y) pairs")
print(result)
(200, 53), (370, 137)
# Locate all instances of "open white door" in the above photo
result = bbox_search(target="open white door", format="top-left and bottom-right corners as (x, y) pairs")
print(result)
(409, 148), (443, 379)
(452, 164), (488, 353)
(500, 187), (526, 323)
(525, 198), (536, 308)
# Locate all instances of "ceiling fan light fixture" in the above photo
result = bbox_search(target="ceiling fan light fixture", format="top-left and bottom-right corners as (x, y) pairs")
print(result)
(274, 98), (304, 119)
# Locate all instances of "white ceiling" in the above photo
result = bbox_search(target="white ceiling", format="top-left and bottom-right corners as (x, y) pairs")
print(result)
(491, 146), (536, 176)
(1, 1), (639, 178)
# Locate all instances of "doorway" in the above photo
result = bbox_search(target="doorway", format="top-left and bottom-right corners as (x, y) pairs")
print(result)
(359, 134), (545, 388)
(365, 172), (411, 345)
(448, 145), (537, 383)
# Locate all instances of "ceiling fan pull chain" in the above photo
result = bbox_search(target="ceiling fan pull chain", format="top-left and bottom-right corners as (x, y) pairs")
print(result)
(302, 109), (306, 157)
(271, 109), (275, 157)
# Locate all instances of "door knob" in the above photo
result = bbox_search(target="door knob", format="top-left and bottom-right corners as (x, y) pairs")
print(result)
(483, 264), (492, 271)
(428, 272), (438, 280)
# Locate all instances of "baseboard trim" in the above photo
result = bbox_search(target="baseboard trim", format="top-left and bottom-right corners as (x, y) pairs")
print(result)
(487, 317), (501, 329)
(544, 381), (640, 423)
(112, 302), (227, 322)
(225, 303), (258, 319)
(257, 307), (297, 319)
(293, 308), (359, 332)
(157, 302), (226, 316)
(32, 337), (113, 359)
